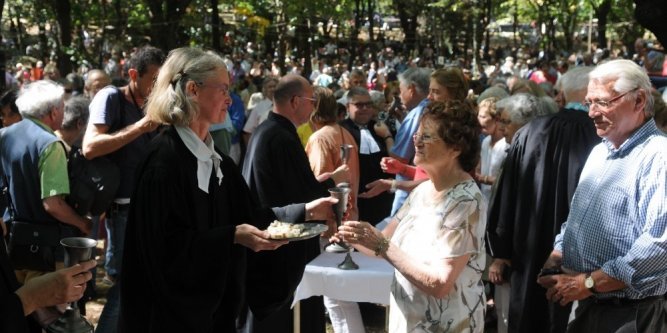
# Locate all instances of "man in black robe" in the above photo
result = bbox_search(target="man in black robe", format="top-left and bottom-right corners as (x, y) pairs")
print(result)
(486, 67), (600, 333)
(339, 87), (394, 225)
(242, 74), (350, 333)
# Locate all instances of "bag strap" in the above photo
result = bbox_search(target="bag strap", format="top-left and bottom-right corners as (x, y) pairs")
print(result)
(2, 172), (16, 221)
(1, 128), (19, 221)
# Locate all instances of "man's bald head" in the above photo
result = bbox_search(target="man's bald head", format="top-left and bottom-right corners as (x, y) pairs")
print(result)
(273, 74), (309, 106)
(85, 69), (111, 98)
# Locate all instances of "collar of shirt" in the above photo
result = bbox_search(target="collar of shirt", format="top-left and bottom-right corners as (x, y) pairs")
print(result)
(26, 117), (56, 134)
(358, 125), (380, 154)
(415, 98), (430, 111)
(175, 126), (223, 193)
(565, 102), (588, 112)
(603, 119), (658, 158)
(269, 111), (300, 133)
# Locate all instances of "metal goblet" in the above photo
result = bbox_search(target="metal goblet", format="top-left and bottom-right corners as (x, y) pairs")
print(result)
(340, 144), (354, 164)
(325, 186), (351, 253)
(46, 237), (97, 333)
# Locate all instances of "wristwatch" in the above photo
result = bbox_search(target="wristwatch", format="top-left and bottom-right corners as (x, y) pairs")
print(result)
(584, 273), (597, 294)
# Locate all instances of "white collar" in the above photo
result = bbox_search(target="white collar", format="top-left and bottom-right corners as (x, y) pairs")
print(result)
(175, 126), (223, 193)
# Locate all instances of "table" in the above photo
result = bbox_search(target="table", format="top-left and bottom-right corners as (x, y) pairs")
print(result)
(292, 252), (394, 333)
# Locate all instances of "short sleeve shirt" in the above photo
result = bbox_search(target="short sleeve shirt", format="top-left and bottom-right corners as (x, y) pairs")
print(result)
(29, 119), (69, 198)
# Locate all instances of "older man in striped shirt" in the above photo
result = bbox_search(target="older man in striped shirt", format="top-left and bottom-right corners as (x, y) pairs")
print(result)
(538, 59), (667, 332)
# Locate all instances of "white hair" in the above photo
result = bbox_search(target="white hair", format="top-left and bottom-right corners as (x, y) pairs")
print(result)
(559, 66), (594, 102)
(589, 59), (654, 117)
(496, 93), (540, 126)
(15, 80), (64, 119)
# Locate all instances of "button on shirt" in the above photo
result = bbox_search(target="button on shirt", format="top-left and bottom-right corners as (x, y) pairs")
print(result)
(554, 119), (667, 299)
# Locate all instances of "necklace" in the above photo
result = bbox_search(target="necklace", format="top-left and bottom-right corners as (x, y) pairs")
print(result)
(127, 85), (142, 111)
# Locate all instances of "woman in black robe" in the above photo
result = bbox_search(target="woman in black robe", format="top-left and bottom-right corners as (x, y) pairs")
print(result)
(119, 47), (335, 333)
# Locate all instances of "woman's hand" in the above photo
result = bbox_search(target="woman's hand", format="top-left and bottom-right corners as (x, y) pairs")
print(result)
(330, 164), (350, 186)
(337, 220), (383, 251)
(234, 224), (288, 252)
(305, 196), (339, 221)
(489, 258), (511, 285)
(380, 157), (406, 175)
(373, 121), (391, 139)
(358, 179), (392, 198)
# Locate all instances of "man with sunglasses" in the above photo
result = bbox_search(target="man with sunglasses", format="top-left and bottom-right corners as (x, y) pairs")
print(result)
(81, 46), (165, 333)
(241, 74), (349, 333)
(341, 87), (394, 226)
(538, 60), (667, 332)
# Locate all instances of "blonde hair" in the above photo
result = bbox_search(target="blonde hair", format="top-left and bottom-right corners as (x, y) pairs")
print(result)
(478, 97), (500, 118)
(145, 47), (227, 126)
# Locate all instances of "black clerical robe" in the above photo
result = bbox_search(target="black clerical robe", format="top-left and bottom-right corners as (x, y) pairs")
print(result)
(119, 126), (305, 333)
(0, 239), (40, 333)
(339, 118), (394, 225)
(486, 108), (600, 333)
(242, 112), (332, 332)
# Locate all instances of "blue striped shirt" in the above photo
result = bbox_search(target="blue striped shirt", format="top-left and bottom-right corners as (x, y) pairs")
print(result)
(554, 119), (667, 299)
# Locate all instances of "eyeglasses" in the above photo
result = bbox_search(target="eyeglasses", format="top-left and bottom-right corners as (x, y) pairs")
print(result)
(412, 132), (441, 144)
(197, 82), (229, 96)
(350, 101), (374, 109)
(296, 95), (318, 105)
(584, 88), (638, 110)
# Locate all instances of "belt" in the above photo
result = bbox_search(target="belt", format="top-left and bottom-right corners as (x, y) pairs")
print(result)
(109, 202), (131, 212)
(592, 295), (666, 306)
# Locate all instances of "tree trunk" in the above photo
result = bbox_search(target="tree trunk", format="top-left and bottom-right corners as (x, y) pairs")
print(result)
(146, 0), (192, 51)
(8, 3), (23, 54)
(50, 0), (73, 75)
(633, 0), (667, 47)
(114, 0), (124, 40)
(0, 0), (6, 92)
(396, 0), (417, 53)
(367, 0), (374, 43)
(349, 0), (362, 69)
(210, 0), (221, 51)
(296, 15), (312, 78)
(596, 0), (612, 49)
(276, 6), (287, 75)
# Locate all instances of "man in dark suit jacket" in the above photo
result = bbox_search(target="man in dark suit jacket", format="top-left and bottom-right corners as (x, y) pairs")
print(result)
(241, 74), (349, 333)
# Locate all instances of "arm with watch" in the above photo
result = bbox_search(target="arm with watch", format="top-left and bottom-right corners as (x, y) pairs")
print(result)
(537, 250), (627, 306)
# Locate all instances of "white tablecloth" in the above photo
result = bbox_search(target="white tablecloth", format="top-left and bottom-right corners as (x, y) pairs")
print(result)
(292, 251), (394, 307)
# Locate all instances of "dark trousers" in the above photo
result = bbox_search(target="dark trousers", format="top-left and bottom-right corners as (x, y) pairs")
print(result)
(238, 296), (325, 333)
(567, 296), (667, 333)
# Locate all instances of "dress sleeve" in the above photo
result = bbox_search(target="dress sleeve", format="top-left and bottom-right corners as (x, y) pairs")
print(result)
(305, 135), (336, 176)
(435, 192), (484, 259)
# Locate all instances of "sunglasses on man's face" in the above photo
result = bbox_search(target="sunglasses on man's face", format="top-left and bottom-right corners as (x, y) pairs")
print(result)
(350, 101), (374, 109)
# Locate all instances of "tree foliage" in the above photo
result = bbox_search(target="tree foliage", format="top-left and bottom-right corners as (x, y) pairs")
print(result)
(0, 0), (663, 82)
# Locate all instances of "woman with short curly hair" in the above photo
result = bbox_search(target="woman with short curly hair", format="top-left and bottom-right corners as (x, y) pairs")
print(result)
(338, 100), (487, 332)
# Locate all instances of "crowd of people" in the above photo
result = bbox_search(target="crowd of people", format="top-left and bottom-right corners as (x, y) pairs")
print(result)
(0, 33), (666, 333)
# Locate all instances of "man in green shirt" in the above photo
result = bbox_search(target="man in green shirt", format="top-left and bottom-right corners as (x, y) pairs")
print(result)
(0, 80), (91, 285)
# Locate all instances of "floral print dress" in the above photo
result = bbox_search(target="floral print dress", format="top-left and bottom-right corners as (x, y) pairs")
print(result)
(389, 179), (487, 333)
